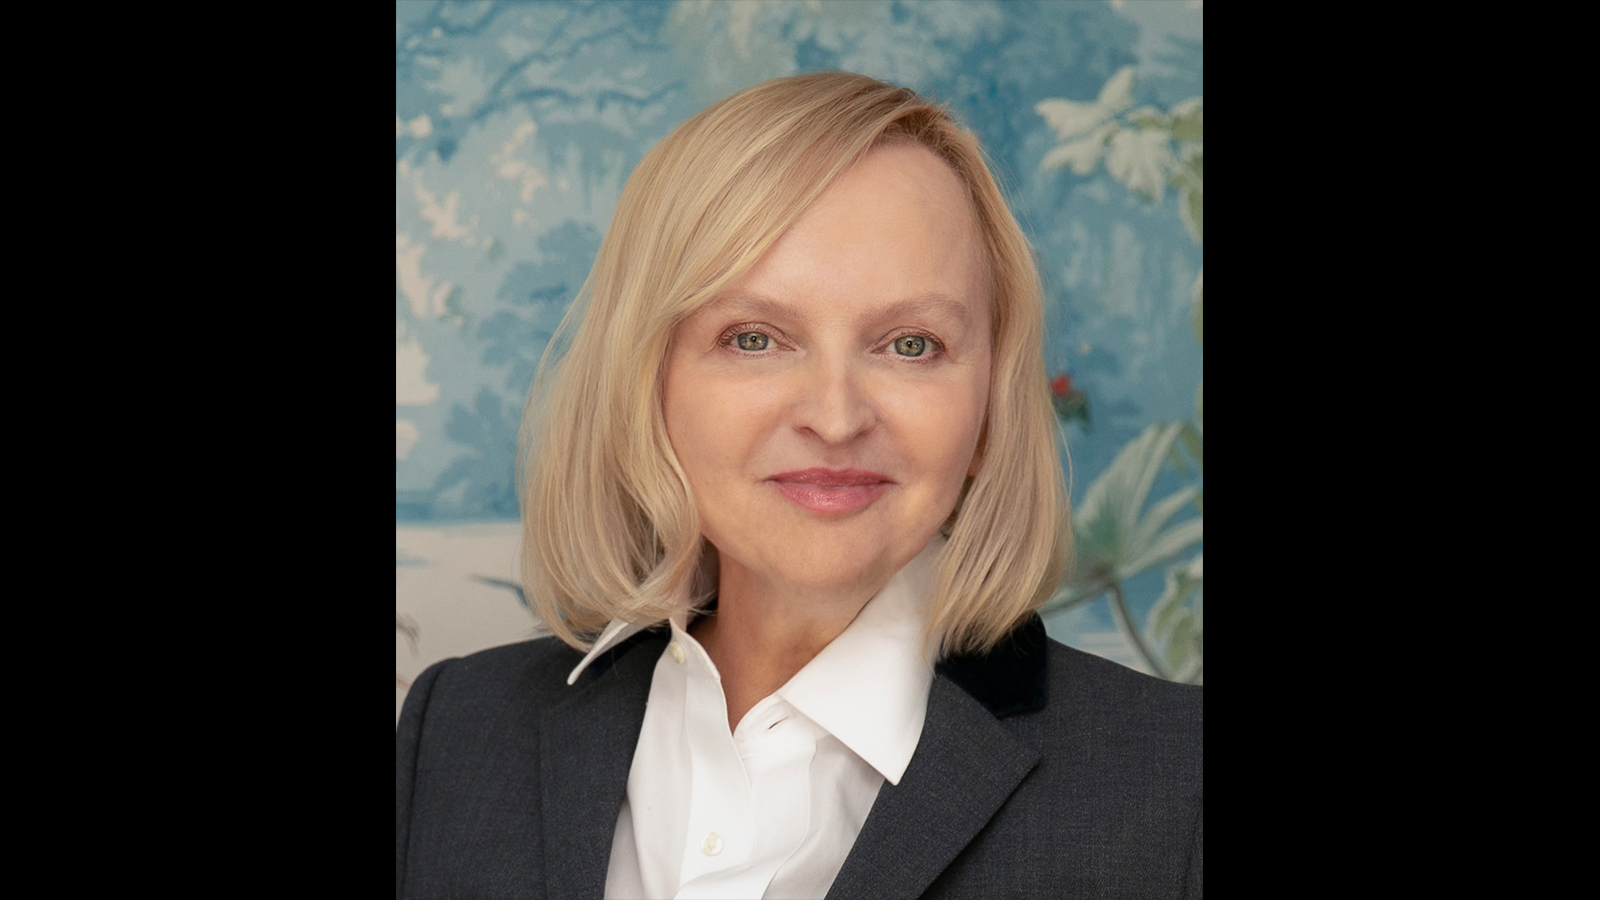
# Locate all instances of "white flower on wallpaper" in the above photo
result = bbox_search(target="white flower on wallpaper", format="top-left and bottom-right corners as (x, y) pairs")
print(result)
(397, 321), (440, 406)
(395, 233), (455, 320)
(492, 120), (550, 207)
(396, 114), (433, 139)
(398, 319), (438, 463)
(1039, 67), (1202, 211)
(1104, 127), (1175, 202)
(408, 167), (477, 243)
(397, 420), (422, 461)
(1036, 66), (1136, 176)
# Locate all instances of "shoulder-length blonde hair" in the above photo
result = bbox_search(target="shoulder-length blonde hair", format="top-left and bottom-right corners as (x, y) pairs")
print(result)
(520, 72), (1069, 659)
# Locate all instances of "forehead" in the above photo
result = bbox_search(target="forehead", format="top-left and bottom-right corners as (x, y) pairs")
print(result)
(705, 143), (990, 325)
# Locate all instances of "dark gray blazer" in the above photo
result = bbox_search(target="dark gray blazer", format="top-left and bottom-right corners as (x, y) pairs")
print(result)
(396, 615), (1202, 899)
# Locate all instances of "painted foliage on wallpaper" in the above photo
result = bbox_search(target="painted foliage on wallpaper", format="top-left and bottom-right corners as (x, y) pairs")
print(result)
(397, 0), (1203, 714)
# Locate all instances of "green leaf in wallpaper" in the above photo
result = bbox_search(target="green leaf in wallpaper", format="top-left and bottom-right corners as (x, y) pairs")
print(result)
(1175, 149), (1203, 243)
(1146, 553), (1202, 684)
(1169, 97), (1203, 142)
(1190, 270), (1203, 345)
(1035, 61), (1205, 681)
(1067, 422), (1204, 587)
(1169, 420), (1203, 478)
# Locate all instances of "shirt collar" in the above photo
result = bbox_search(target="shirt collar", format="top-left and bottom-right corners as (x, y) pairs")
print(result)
(565, 536), (943, 785)
(565, 618), (651, 685)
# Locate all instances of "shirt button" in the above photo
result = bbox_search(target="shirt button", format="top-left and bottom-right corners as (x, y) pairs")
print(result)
(668, 642), (685, 664)
(701, 832), (723, 856)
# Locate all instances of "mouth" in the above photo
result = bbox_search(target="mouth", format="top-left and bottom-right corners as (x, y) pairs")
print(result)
(767, 468), (892, 515)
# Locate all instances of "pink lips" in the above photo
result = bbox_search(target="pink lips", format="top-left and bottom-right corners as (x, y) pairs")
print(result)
(768, 468), (891, 515)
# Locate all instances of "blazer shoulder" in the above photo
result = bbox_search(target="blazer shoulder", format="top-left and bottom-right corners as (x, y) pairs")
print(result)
(993, 640), (1201, 897)
(449, 633), (585, 678)
(410, 635), (587, 719)
(1042, 639), (1202, 735)
(1048, 638), (1202, 705)
(405, 626), (674, 729)
(397, 636), (606, 900)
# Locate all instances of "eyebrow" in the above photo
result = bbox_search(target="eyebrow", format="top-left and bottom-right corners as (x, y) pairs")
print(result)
(701, 291), (973, 327)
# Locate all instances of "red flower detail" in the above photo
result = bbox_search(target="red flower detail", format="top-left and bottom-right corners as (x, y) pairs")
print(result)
(1051, 374), (1072, 397)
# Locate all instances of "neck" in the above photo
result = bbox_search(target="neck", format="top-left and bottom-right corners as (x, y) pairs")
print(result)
(691, 564), (887, 734)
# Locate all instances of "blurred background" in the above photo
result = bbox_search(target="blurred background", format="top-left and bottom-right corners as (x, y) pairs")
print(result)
(397, 0), (1203, 718)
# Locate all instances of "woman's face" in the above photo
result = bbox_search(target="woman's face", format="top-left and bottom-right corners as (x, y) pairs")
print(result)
(663, 143), (992, 601)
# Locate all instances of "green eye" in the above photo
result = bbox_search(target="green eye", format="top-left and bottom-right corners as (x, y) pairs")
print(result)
(735, 332), (769, 352)
(893, 335), (928, 357)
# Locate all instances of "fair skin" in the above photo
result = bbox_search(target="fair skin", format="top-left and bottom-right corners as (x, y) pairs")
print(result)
(662, 142), (993, 732)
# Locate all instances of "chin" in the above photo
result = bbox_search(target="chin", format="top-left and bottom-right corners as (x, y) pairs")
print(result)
(770, 538), (911, 591)
(705, 500), (946, 595)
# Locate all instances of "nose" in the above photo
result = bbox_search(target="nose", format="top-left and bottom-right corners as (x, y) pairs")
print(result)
(792, 356), (876, 445)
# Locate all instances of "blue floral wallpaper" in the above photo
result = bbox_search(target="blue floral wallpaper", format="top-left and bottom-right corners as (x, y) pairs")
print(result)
(397, 0), (1203, 712)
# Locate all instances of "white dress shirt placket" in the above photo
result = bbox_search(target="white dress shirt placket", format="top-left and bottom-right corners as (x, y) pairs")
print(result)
(674, 630), (819, 899)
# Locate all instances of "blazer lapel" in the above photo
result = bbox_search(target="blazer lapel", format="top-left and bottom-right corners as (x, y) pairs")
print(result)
(540, 629), (668, 900)
(826, 615), (1050, 900)
(825, 675), (1040, 899)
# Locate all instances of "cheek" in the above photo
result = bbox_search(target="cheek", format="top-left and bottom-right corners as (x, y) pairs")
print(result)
(892, 374), (989, 481)
(661, 359), (708, 477)
(953, 397), (988, 473)
(948, 360), (992, 478)
(663, 364), (762, 486)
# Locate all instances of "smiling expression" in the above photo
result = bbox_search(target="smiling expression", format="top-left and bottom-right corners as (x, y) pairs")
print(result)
(662, 142), (993, 600)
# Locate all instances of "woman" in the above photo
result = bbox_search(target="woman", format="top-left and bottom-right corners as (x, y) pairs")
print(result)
(397, 72), (1201, 899)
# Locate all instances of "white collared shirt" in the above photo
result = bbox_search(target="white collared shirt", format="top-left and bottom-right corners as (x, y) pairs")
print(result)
(566, 537), (943, 900)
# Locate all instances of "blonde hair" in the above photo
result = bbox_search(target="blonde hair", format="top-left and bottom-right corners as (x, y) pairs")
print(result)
(520, 72), (1070, 658)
